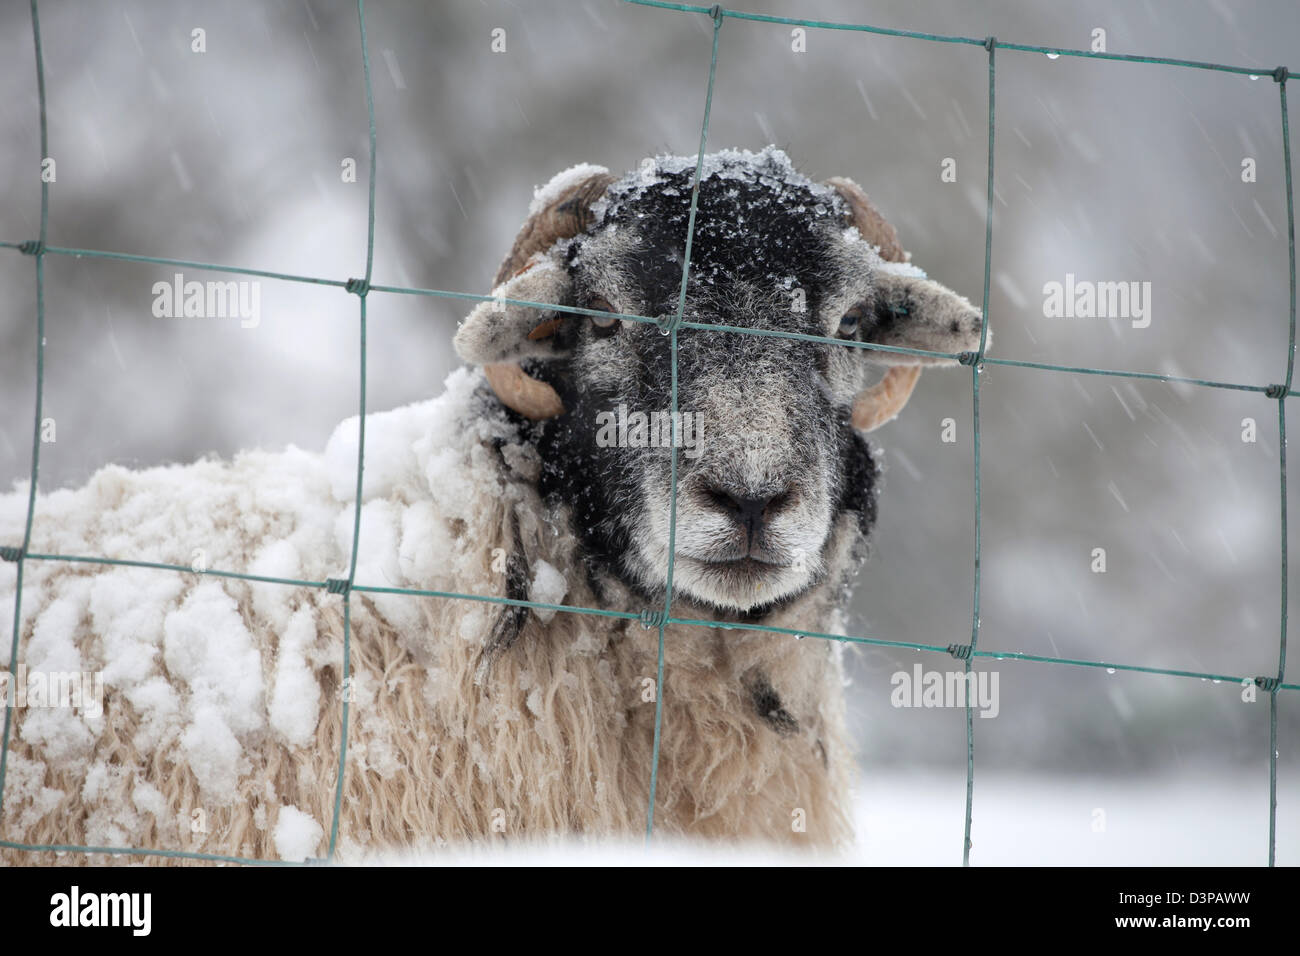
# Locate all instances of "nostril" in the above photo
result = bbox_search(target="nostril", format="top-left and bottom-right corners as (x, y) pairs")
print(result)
(765, 488), (793, 514)
(705, 486), (734, 515)
(703, 484), (793, 534)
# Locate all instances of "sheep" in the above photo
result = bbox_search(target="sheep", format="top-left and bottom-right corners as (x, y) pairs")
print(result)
(0, 146), (985, 863)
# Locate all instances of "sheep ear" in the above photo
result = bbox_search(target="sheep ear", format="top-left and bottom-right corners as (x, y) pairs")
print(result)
(453, 255), (574, 366)
(861, 267), (986, 367)
(849, 270), (986, 431)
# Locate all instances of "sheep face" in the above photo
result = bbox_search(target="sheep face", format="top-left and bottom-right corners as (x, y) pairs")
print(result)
(456, 148), (983, 615)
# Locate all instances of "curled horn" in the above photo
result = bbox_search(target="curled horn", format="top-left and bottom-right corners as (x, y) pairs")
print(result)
(824, 176), (924, 433)
(483, 171), (617, 420)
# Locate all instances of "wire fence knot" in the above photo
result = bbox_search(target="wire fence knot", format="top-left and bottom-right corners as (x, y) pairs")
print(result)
(639, 608), (665, 630)
(325, 577), (352, 596)
(1255, 676), (1281, 693)
(17, 240), (42, 256)
(947, 642), (973, 661)
(0, 545), (23, 563)
(1265, 383), (1287, 399)
(1273, 66), (1288, 84)
(957, 350), (980, 367)
(345, 277), (370, 296)
(708, 5), (723, 24)
(984, 36), (997, 53)
(656, 313), (685, 335)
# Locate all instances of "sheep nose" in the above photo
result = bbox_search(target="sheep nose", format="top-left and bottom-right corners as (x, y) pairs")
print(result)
(704, 484), (792, 542)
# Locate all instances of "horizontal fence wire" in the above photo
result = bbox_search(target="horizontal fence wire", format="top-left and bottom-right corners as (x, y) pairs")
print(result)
(0, 0), (1294, 866)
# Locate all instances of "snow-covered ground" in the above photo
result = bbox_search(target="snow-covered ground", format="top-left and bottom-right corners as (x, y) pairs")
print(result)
(369, 768), (1296, 866)
(854, 769), (1296, 866)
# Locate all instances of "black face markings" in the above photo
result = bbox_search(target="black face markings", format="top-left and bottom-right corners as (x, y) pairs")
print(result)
(745, 670), (799, 736)
(528, 154), (883, 617)
(534, 354), (637, 590)
(836, 427), (878, 540)
(592, 165), (841, 324)
(865, 290), (911, 343)
(477, 508), (531, 678)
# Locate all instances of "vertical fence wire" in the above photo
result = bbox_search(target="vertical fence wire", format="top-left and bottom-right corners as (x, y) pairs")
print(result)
(960, 34), (997, 870)
(0, 0), (48, 828)
(1268, 71), (1294, 866)
(323, 0), (380, 861)
(646, 2), (725, 841)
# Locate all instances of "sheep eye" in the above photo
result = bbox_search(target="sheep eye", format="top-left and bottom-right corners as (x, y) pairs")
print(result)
(838, 303), (867, 338)
(587, 296), (619, 332)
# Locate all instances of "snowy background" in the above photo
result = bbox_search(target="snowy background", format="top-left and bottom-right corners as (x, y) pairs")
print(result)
(0, 0), (1297, 864)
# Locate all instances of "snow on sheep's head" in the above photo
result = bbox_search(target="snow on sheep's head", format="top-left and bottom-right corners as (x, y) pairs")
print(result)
(455, 147), (985, 615)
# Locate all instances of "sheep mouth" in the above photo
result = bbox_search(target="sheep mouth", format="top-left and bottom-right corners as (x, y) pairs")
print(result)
(666, 553), (812, 612)
(695, 556), (786, 572)
(679, 554), (795, 586)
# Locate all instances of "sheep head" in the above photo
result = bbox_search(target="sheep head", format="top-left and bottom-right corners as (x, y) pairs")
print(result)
(454, 147), (985, 615)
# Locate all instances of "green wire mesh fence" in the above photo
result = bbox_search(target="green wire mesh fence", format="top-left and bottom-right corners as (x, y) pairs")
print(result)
(0, 0), (1296, 866)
